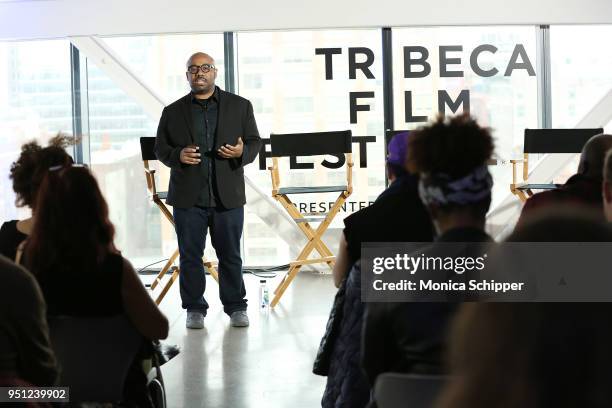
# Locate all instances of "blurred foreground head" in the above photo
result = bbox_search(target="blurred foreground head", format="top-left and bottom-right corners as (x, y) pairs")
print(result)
(437, 211), (612, 408)
(25, 165), (117, 276)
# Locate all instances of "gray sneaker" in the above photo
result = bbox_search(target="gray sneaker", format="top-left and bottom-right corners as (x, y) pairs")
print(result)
(230, 310), (249, 327)
(186, 311), (204, 329)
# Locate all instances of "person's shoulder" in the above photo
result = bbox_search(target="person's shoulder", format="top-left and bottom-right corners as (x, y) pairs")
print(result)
(344, 203), (374, 230)
(100, 252), (130, 273)
(523, 189), (559, 210)
(164, 94), (190, 111)
(0, 220), (18, 233)
(0, 255), (39, 298)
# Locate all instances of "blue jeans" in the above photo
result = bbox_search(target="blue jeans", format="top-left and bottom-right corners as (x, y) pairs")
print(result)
(173, 206), (246, 315)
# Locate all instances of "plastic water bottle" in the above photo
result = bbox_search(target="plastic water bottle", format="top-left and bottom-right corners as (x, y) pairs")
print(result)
(259, 279), (270, 313)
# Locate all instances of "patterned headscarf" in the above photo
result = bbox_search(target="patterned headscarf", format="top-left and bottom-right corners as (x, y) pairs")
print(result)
(418, 164), (493, 207)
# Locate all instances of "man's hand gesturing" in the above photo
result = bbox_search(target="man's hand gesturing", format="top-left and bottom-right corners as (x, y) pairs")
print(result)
(217, 137), (244, 159)
(180, 145), (201, 165)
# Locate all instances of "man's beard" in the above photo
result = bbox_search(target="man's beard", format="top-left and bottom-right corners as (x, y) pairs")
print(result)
(192, 84), (213, 94)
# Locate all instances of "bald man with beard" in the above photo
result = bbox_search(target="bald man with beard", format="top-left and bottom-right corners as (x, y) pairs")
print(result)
(155, 52), (261, 329)
(517, 133), (612, 226)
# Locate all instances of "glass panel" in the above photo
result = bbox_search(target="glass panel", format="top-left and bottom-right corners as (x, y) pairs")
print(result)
(87, 35), (226, 268)
(0, 40), (72, 224)
(391, 26), (539, 209)
(236, 29), (385, 266)
(551, 25), (612, 129)
(102, 34), (225, 104)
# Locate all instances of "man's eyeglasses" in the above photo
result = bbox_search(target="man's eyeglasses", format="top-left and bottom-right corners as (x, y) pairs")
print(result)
(187, 64), (216, 75)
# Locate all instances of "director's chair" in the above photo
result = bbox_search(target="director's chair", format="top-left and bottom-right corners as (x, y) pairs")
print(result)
(140, 137), (218, 305)
(510, 128), (602, 202)
(268, 130), (353, 307)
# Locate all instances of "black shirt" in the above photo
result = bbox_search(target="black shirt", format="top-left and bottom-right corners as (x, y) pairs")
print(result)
(32, 252), (125, 317)
(0, 220), (28, 261)
(191, 88), (219, 207)
(343, 175), (434, 264)
(362, 227), (493, 386)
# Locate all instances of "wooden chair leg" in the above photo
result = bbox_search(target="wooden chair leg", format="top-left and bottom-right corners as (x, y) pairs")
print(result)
(151, 250), (218, 302)
(273, 233), (323, 295)
(271, 192), (350, 307)
(276, 194), (335, 265)
(272, 236), (319, 299)
(151, 249), (180, 290)
(204, 260), (219, 282)
(274, 273), (289, 295)
(155, 266), (180, 305)
(271, 264), (302, 308)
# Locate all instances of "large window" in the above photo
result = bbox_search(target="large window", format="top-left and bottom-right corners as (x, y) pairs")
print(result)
(87, 34), (225, 267)
(0, 40), (72, 224)
(102, 34), (225, 104)
(236, 29), (385, 265)
(546, 25), (612, 184)
(5, 26), (610, 268)
(551, 25), (612, 132)
(392, 26), (539, 208)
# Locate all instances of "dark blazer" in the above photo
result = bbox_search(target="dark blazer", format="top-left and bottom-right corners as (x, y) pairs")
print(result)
(155, 88), (262, 209)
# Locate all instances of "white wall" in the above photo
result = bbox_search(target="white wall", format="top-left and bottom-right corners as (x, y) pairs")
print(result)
(1, 0), (612, 40)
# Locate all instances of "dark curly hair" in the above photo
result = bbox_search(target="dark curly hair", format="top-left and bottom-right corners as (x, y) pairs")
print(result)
(406, 114), (494, 179)
(9, 134), (74, 209)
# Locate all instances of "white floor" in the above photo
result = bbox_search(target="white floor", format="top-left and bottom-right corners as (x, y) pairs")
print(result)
(144, 270), (337, 408)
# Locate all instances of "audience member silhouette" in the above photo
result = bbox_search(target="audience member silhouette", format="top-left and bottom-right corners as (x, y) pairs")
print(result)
(21, 165), (169, 407)
(362, 115), (495, 404)
(0, 135), (73, 261)
(517, 133), (612, 226)
(321, 132), (433, 408)
(332, 131), (434, 286)
(437, 212), (612, 408)
(0, 255), (58, 387)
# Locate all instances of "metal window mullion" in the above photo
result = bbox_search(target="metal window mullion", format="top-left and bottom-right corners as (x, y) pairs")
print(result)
(381, 27), (394, 187)
(69, 43), (83, 163)
(223, 32), (236, 94)
(536, 25), (552, 129)
(69, 42), (91, 165)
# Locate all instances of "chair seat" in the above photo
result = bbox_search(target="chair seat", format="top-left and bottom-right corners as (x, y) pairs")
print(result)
(516, 183), (560, 191)
(154, 191), (168, 200)
(278, 185), (347, 195)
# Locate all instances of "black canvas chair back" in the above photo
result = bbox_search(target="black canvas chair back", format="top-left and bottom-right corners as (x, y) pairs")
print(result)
(48, 315), (143, 403)
(374, 373), (447, 408)
(268, 130), (353, 308)
(140, 137), (157, 161)
(270, 130), (352, 157)
(510, 128), (604, 202)
(524, 128), (603, 153)
(138, 137), (219, 305)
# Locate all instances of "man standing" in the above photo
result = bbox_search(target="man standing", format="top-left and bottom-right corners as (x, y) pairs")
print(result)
(155, 52), (261, 329)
